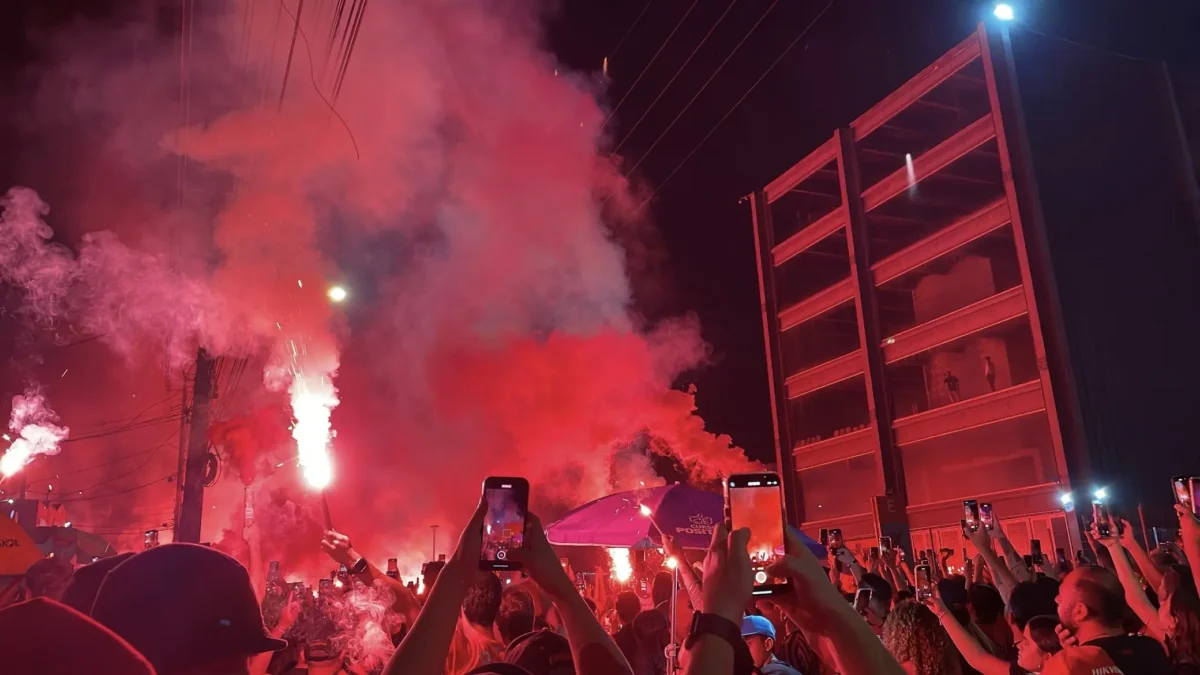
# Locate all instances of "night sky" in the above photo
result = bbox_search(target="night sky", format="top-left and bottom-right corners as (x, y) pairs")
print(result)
(2, 0), (1198, 471)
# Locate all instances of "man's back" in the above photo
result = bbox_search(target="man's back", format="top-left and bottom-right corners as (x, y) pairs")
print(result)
(1041, 634), (1170, 675)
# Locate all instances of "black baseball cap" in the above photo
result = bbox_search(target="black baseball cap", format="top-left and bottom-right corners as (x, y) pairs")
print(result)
(504, 629), (574, 675)
(91, 543), (286, 673)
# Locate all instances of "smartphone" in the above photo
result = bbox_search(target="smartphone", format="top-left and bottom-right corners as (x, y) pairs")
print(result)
(1175, 477), (1200, 516)
(1023, 554), (1034, 569)
(387, 558), (400, 580)
(869, 546), (880, 560)
(879, 536), (892, 555)
(979, 503), (995, 530)
(481, 477), (530, 570)
(1093, 501), (1111, 537)
(828, 528), (844, 551)
(915, 564), (933, 601)
(1030, 539), (1044, 566)
(819, 528), (829, 547)
(854, 587), (872, 615)
(726, 472), (790, 596)
(268, 560), (282, 579)
(318, 578), (333, 596)
(1056, 547), (1066, 564)
(963, 500), (980, 532)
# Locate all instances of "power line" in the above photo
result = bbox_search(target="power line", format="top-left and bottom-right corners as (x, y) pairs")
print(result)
(26, 429), (179, 498)
(603, 0), (702, 128)
(633, 0), (837, 203)
(613, 0), (739, 155)
(608, 0), (658, 62)
(623, 0), (784, 179)
(58, 474), (175, 504)
(24, 429), (180, 483)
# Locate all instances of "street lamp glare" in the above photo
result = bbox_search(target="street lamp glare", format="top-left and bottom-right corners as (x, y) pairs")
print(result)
(327, 286), (348, 303)
(1093, 487), (1108, 501)
(994, 3), (1015, 21)
(1059, 492), (1074, 505)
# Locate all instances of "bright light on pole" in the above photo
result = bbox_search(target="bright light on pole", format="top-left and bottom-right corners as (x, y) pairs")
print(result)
(1059, 492), (1073, 506)
(327, 286), (348, 303)
(994, 3), (1014, 21)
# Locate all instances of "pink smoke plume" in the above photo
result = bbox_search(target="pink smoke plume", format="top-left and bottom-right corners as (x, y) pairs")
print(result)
(1, 389), (69, 477)
(0, 0), (756, 564)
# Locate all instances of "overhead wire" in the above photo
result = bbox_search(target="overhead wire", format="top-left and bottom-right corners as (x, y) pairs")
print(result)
(623, 0), (786, 179)
(635, 0), (838, 207)
(603, 0), (702, 128)
(26, 429), (179, 498)
(278, 0), (307, 109)
(612, 0), (739, 155)
(607, 0), (657, 63)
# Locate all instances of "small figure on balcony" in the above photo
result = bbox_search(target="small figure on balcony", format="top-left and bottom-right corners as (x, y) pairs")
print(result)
(944, 371), (961, 403)
(984, 356), (996, 392)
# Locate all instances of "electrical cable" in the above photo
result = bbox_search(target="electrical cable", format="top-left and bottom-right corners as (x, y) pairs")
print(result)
(612, 0), (739, 155)
(603, 0), (702, 128)
(608, 0), (657, 63)
(634, 0), (838, 205)
(622, 0), (785, 178)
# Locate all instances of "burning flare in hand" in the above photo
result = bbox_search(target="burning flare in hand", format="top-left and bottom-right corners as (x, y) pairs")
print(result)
(290, 374), (336, 490)
(608, 548), (633, 583)
(0, 391), (69, 478)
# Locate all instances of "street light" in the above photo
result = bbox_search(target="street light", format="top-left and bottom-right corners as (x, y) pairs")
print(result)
(994, 3), (1015, 21)
(1059, 492), (1074, 506)
(327, 286), (348, 303)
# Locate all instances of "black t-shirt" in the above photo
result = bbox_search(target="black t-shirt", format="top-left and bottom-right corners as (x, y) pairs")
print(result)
(1088, 634), (1170, 675)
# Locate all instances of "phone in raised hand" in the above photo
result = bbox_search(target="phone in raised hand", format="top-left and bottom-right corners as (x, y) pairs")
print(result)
(726, 472), (790, 596)
(963, 500), (980, 532)
(480, 477), (529, 571)
(915, 564), (933, 601)
(979, 502), (995, 530)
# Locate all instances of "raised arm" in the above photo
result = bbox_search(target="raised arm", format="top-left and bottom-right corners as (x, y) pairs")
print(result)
(322, 530), (421, 624)
(926, 596), (1010, 675)
(1092, 522), (1164, 643)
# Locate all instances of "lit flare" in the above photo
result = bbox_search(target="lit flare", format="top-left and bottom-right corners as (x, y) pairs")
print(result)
(607, 548), (633, 583)
(290, 374), (336, 490)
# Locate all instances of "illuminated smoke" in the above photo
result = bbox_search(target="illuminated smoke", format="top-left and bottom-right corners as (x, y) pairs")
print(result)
(0, 0), (757, 561)
(1, 390), (70, 478)
(608, 548), (633, 583)
(333, 581), (397, 671)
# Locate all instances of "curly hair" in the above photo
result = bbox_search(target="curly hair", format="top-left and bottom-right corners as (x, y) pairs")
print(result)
(882, 601), (962, 675)
(1163, 564), (1200, 666)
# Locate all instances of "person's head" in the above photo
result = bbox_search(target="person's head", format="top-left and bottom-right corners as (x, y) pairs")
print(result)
(1007, 578), (1059, 632)
(496, 588), (536, 646)
(1152, 546), (1182, 569)
(60, 553), (135, 616)
(90, 544), (286, 675)
(422, 560), (446, 593)
(967, 583), (1005, 625)
(24, 556), (74, 600)
(882, 601), (962, 675)
(741, 615), (777, 669)
(859, 572), (893, 624)
(1159, 564), (1200, 663)
(1016, 615), (1062, 673)
(504, 628), (574, 675)
(615, 591), (641, 627)
(1055, 565), (1126, 633)
(464, 573), (503, 629)
(777, 629), (826, 675)
(937, 577), (971, 627)
(0, 598), (155, 675)
(651, 571), (673, 608)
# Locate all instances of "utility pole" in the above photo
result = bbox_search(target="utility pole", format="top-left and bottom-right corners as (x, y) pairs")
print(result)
(175, 349), (216, 543)
(171, 372), (190, 542)
(430, 524), (438, 561)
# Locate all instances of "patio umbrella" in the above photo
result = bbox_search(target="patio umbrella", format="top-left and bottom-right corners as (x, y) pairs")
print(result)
(544, 483), (826, 558)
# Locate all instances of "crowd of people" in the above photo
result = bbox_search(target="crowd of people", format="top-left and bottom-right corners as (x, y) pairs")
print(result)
(5, 492), (1200, 675)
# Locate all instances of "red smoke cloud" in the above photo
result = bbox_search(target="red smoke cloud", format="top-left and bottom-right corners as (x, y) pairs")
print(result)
(0, 0), (754, 574)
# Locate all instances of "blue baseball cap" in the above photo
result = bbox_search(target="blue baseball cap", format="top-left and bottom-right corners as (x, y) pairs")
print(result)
(741, 615), (776, 640)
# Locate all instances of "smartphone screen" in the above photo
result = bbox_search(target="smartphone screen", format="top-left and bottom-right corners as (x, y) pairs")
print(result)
(1030, 539), (1043, 565)
(481, 477), (529, 570)
(854, 588), (872, 615)
(819, 528), (829, 547)
(879, 536), (892, 555)
(727, 472), (789, 596)
(387, 558), (400, 580)
(979, 503), (995, 530)
(828, 528), (844, 551)
(1093, 502), (1111, 537)
(915, 564), (932, 600)
(963, 500), (980, 532)
(869, 546), (880, 560)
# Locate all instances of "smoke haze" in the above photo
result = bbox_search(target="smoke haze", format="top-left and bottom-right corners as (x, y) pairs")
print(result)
(0, 0), (753, 578)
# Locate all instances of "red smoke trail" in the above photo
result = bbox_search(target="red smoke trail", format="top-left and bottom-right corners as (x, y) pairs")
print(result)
(0, 0), (755, 569)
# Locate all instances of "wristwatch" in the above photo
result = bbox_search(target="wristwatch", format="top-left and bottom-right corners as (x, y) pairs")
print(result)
(349, 556), (369, 575)
(684, 613), (754, 672)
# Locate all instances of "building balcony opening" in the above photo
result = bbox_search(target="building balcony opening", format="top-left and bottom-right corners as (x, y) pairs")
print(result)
(796, 452), (878, 523)
(780, 300), (861, 376)
(856, 59), (992, 188)
(768, 158), (842, 244)
(885, 314), (1040, 419)
(900, 412), (1060, 507)
(877, 224), (1023, 337)
(788, 375), (870, 449)
(865, 139), (1006, 260)
(775, 231), (851, 310)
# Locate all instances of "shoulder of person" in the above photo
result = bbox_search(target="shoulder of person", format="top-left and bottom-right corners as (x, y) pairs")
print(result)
(1040, 644), (1120, 675)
